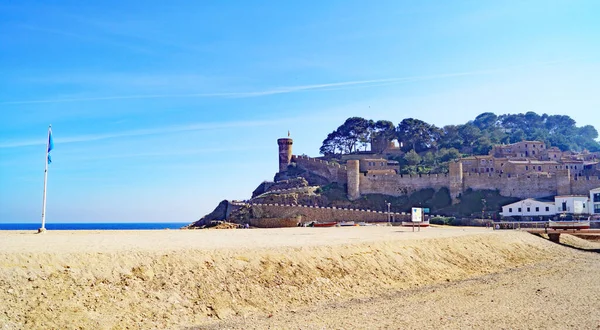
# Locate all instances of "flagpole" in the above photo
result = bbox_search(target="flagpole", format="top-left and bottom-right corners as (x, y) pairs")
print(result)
(40, 125), (51, 233)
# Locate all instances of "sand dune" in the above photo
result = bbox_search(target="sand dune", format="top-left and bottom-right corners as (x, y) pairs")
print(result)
(0, 227), (598, 329)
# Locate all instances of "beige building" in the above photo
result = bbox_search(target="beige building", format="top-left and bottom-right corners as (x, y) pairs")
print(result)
(491, 141), (546, 158)
(359, 158), (398, 174)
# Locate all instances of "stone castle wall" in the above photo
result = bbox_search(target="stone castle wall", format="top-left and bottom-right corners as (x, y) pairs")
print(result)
(247, 203), (414, 223)
(293, 155), (348, 184)
(280, 146), (600, 201)
(570, 176), (600, 195)
(359, 173), (452, 196)
(358, 168), (600, 200)
(462, 173), (558, 198)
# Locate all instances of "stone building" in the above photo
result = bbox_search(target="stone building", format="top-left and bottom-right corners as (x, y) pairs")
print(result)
(276, 136), (600, 204)
(491, 141), (546, 158)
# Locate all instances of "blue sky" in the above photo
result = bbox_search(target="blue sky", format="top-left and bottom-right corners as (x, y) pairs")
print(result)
(1, 0), (599, 223)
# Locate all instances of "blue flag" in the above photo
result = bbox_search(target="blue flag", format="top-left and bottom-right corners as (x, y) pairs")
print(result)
(47, 128), (54, 164)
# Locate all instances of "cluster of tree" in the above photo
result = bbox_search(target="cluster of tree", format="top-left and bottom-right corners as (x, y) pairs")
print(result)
(320, 112), (599, 157)
(319, 118), (395, 155)
(319, 112), (600, 173)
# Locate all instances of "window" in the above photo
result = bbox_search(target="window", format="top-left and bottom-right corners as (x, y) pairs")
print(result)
(535, 207), (539, 212)
(594, 193), (600, 203)
(538, 166), (541, 171)
(525, 166), (528, 170)
(509, 208), (513, 212)
(595, 204), (600, 214)
(518, 208), (522, 212)
(562, 202), (567, 212)
(527, 207), (530, 212)
(545, 207), (549, 212)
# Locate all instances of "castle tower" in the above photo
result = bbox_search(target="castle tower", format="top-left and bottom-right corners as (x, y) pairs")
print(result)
(347, 160), (360, 200)
(277, 137), (293, 172)
(448, 161), (464, 204)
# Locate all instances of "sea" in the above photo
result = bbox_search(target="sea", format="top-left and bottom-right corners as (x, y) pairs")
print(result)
(0, 222), (190, 230)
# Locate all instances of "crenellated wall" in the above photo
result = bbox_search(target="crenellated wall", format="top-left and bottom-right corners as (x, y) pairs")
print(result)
(277, 141), (600, 201)
(358, 169), (600, 200)
(571, 176), (600, 195)
(243, 203), (415, 223)
(359, 172), (451, 197)
(293, 155), (348, 184)
(463, 172), (558, 198)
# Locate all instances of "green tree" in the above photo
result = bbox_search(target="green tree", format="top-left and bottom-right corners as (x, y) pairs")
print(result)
(457, 124), (482, 148)
(422, 151), (436, 166)
(396, 118), (440, 152)
(439, 125), (464, 150)
(472, 112), (498, 130)
(404, 149), (422, 166)
(320, 117), (373, 155)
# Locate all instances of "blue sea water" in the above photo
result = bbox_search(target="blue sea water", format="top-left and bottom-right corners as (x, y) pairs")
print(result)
(0, 222), (190, 230)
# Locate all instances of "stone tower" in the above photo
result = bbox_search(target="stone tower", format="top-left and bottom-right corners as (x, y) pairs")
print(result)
(277, 137), (293, 172)
(347, 160), (360, 200)
(448, 161), (464, 204)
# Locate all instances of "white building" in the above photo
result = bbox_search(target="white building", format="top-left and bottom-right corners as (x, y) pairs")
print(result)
(501, 198), (555, 217)
(591, 187), (600, 215)
(555, 195), (589, 215)
(501, 194), (594, 218)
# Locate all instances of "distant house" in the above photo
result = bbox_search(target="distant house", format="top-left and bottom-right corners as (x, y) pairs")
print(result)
(591, 187), (600, 215)
(500, 198), (555, 217)
(554, 195), (589, 214)
(501, 193), (594, 218)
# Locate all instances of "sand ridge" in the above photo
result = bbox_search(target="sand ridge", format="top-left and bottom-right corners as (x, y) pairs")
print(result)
(0, 227), (597, 329)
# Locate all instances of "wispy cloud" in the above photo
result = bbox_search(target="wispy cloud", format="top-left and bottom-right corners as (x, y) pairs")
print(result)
(0, 118), (293, 149)
(63, 145), (272, 162)
(2, 69), (498, 105)
(2, 59), (579, 106)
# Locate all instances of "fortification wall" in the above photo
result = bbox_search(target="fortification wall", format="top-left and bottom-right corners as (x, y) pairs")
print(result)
(359, 173), (451, 196)
(570, 176), (600, 195)
(463, 173), (557, 198)
(293, 155), (348, 184)
(246, 203), (414, 223)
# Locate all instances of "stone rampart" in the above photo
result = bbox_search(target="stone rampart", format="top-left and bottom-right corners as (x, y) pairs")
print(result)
(249, 217), (299, 228)
(293, 155), (347, 183)
(246, 203), (412, 223)
(570, 176), (600, 195)
(359, 173), (451, 196)
(463, 172), (558, 198)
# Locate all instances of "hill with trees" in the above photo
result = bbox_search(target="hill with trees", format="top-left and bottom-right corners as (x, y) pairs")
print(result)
(320, 111), (600, 175)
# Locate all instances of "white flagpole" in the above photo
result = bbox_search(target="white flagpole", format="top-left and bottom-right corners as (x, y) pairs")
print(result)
(40, 125), (51, 233)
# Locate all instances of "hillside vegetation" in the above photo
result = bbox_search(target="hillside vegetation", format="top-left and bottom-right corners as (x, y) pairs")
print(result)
(320, 111), (600, 175)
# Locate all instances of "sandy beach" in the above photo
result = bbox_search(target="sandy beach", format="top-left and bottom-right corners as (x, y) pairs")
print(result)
(1, 226), (599, 329)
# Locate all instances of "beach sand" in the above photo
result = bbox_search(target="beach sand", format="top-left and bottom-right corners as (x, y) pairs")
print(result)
(1, 226), (598, 329)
